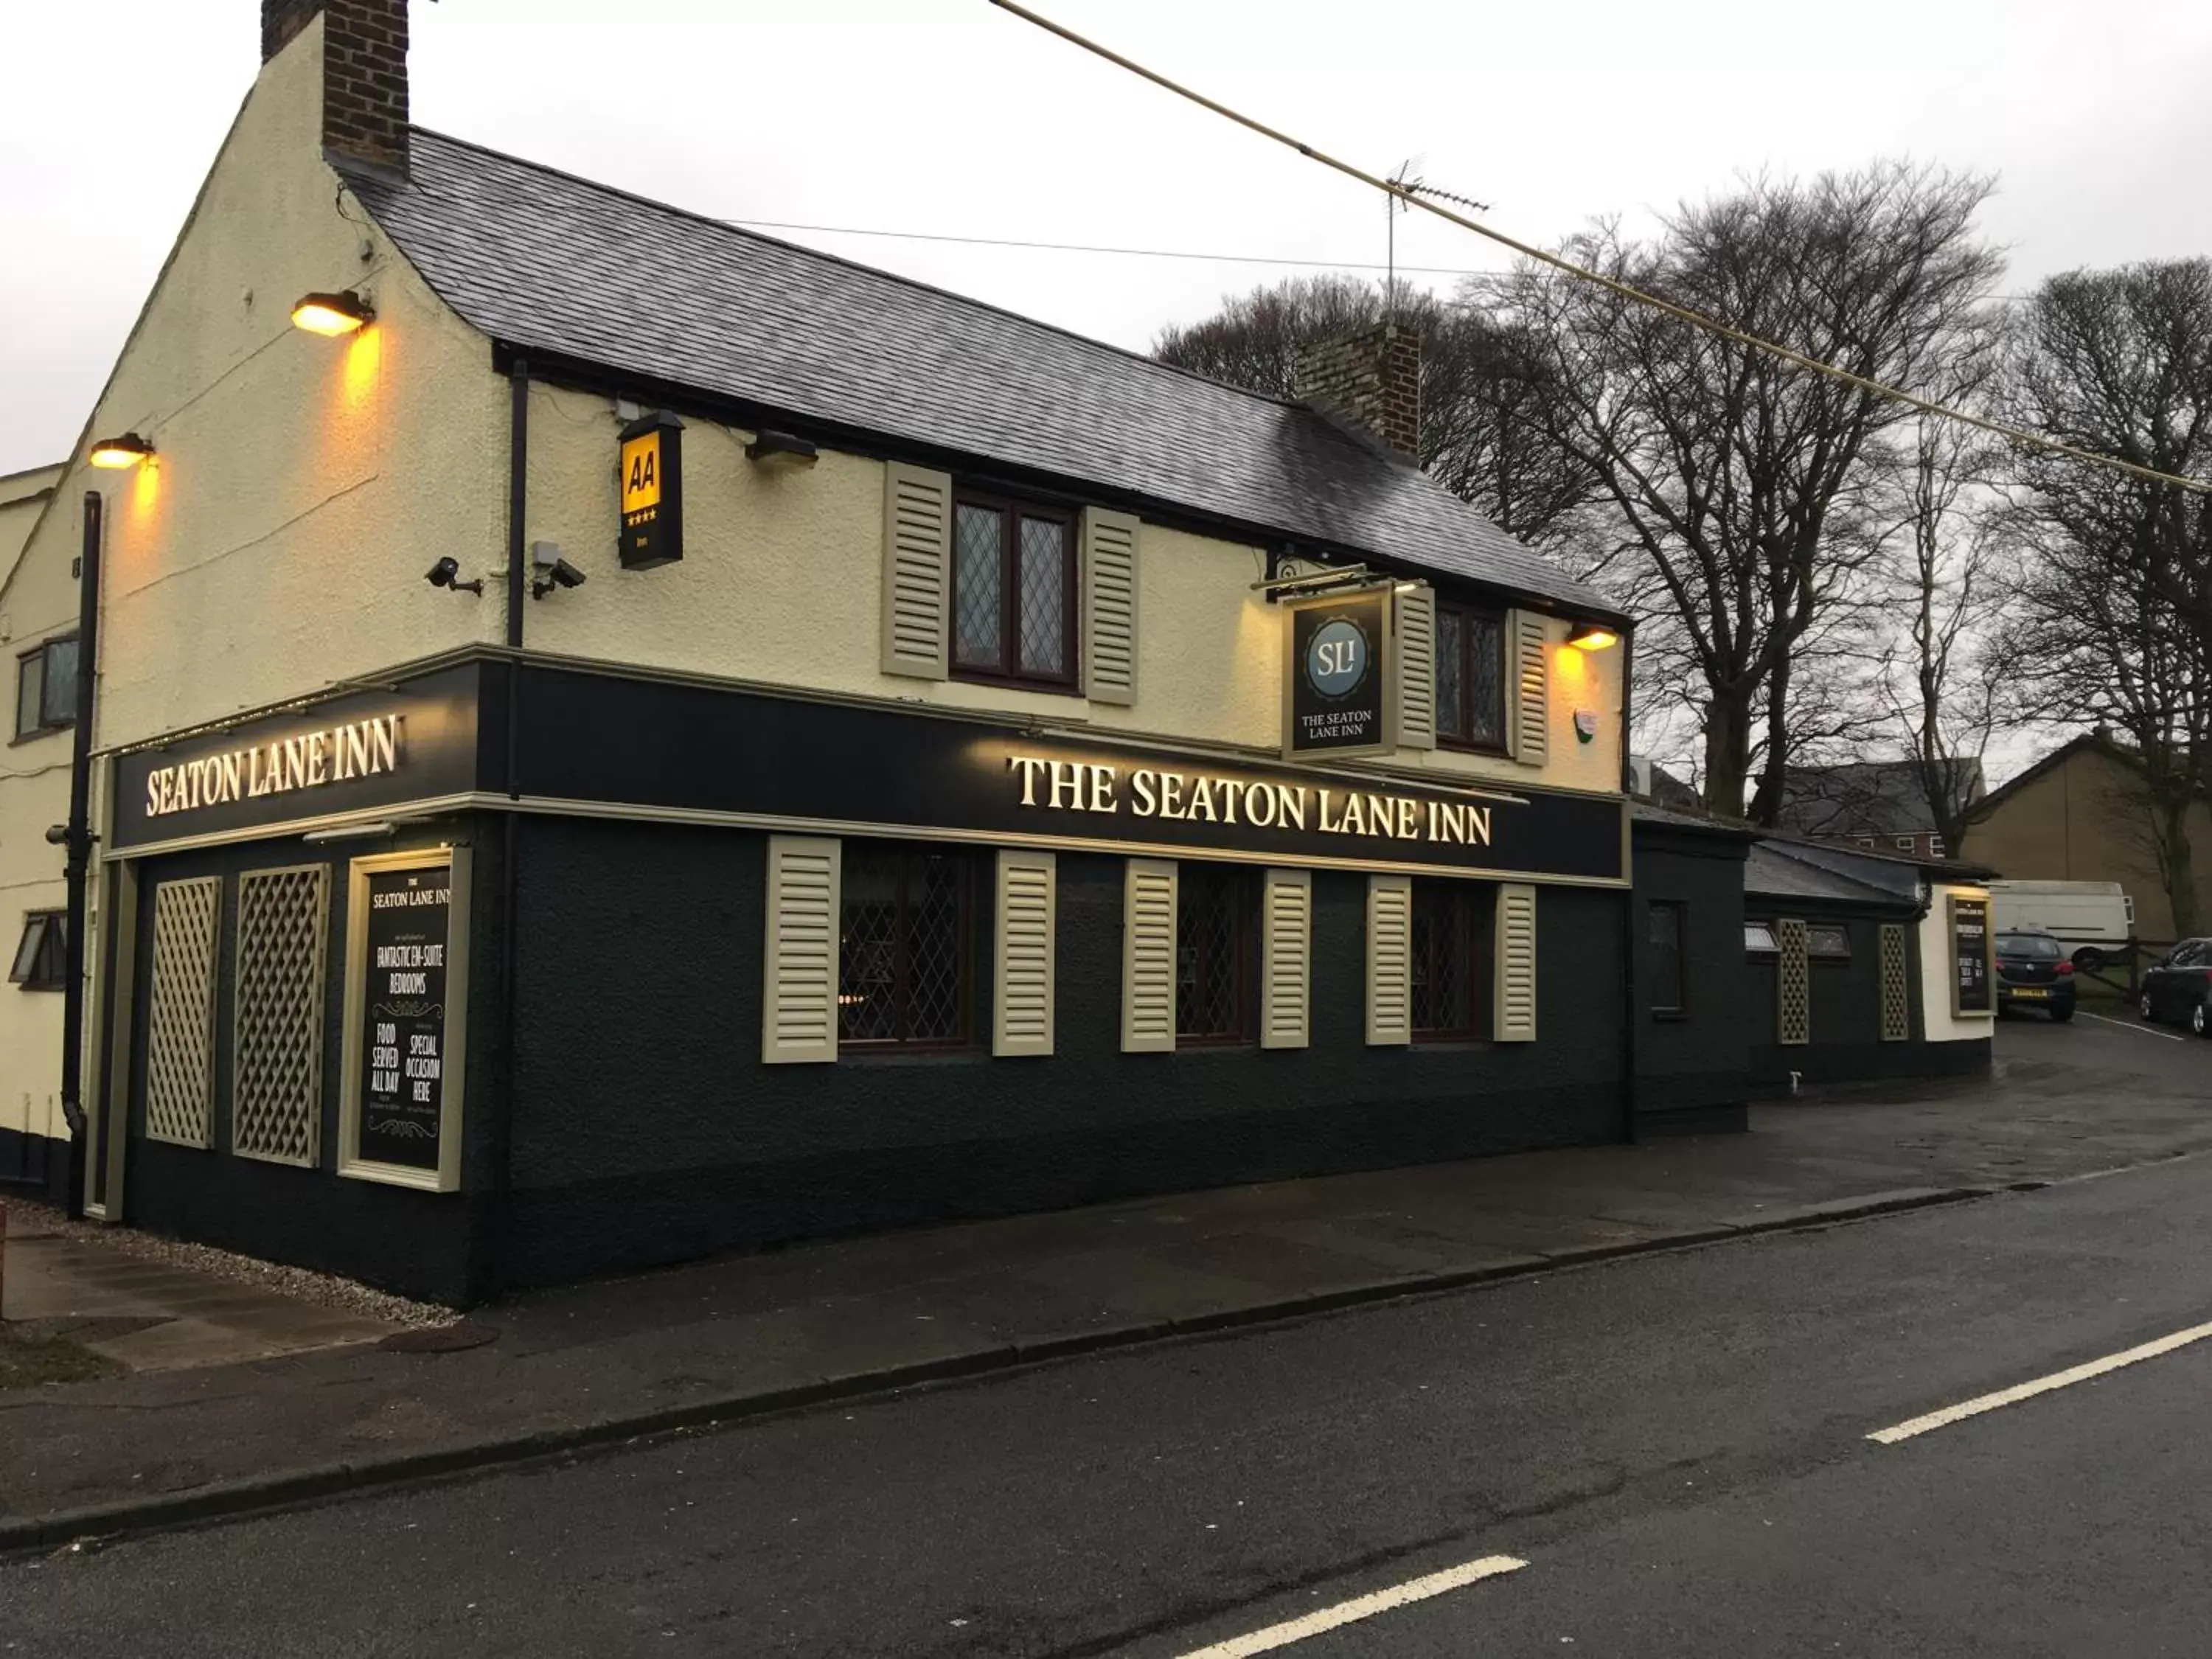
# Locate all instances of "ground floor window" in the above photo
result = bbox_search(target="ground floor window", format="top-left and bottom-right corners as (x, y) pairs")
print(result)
(1411, 880), (1491, 1040)
(9, 910), (66, 990)
(1177, 863), (1253, 1044)
(839, 844), (975, 1048)
(1648, 900), (1686, 1016)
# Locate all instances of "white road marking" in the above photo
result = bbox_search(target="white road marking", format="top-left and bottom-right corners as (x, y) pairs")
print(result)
(1868, 1320), (2212, 1445)
(1174, 1555), (1528, 1658)
(2079, 1012), (2186, 1043)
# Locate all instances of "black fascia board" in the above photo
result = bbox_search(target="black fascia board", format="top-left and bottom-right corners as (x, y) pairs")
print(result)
(487, 338), (1633, 633)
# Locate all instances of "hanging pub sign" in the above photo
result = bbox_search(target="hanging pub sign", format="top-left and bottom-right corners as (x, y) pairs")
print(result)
(1949, 892), (1993, 1018)
(1283, 587), (1392, 759)
(618, 410), (684, 570)
(339, 847), (471, 1192)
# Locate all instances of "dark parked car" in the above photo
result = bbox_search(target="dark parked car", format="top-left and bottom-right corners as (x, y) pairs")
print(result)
(1996, 931), (2076, 1021)
(2140, 938), (2212, 1036)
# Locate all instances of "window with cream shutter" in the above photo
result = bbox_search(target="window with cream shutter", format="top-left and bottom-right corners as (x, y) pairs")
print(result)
(1493, 883), (1538, 1043)
(993, 850), (1056, 1057)
(1082, 507), (1139, 706)
(1392, 582), (1436, 751)
(1121, 858), (1178, 1053)
(762, 836), (841, 1064)
(1366, 874), (1413, 1046)
(881, 463), (952, 679)
(1259, 869), (1311, 1049)
(1506, 610), (1549, 767)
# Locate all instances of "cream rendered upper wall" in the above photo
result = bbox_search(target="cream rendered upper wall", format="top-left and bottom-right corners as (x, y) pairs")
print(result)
(518, 386), (1624, 797)
(13, 15), (507, 757)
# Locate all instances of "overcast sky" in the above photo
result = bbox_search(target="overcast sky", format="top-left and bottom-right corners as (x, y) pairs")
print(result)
(4, 0), (2210, 476)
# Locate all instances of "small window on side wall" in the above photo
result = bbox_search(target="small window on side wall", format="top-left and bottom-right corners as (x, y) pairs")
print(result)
(1648, 901), (1686, 1016)
(1806, 922), (1852, 961)
(10, 911), (68, 990)
(15, 636), (78, 741)
(951, 493), (1077, 692)
(1745, 921), (1778, 956)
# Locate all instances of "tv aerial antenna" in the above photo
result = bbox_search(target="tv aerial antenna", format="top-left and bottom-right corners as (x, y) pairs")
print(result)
(1384, 158), (1492, 319)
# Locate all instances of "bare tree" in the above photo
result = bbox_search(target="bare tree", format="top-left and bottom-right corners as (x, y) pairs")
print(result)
(2000, 259), (2212, 932)
(1152, 274), (1601, 551)
(1506, 163), (2003, 822)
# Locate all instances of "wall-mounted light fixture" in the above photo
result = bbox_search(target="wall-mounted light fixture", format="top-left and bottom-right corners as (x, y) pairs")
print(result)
(88, 433), (154, 470)
(291, 291), (375, 337)
(745, 429), (818, 466)
(1566, 622), (1621, 650)
(532, 540), (586, 599)
(425, 557), (484, 597)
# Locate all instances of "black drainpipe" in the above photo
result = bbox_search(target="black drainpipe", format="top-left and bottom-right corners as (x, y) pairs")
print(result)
(58, 493), (104, 1217)
(491, 358), (528, 1295)
(1618, 630), (1638, 1145)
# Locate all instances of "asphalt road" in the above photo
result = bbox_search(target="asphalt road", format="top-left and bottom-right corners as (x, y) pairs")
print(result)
(9, 1082), (2212, 1658)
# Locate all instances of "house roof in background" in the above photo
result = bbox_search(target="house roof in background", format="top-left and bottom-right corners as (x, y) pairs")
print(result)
(342, 132), (1616, 615)
(1775, 758), (1985, 839)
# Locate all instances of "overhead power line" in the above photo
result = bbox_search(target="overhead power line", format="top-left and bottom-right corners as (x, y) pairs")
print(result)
(987, 0), (2212, 498)
(724, 217), (1512, 279)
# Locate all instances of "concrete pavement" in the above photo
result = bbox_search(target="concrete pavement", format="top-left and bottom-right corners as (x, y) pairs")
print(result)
(9, 1129), (2212, 1655)
(0, 1015), (2205, 1552)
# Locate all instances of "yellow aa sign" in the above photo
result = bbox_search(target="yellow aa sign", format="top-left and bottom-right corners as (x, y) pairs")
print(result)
(621, 429), (662, 516)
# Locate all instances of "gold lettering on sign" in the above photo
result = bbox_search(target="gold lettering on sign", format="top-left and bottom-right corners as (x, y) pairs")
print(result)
(1005, 754), (1506, 852)
(145, 715), (405, 819)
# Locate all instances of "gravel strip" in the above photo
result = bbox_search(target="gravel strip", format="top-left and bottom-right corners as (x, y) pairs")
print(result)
(4, 1198), (455, 1329)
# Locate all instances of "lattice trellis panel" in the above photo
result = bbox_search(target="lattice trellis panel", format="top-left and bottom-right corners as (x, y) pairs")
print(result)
(145, 876), (221, 1149)
(1776, 918), (1810, 1047)
(232, 865), (330, 1166)
(1879, 923), (1911, 1041)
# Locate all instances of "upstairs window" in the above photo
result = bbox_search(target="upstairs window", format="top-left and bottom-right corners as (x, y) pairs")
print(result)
(10, 911), (67, 992)
(15, 636), (78, 740)
(1434, 604), (1506, 751)
(952, 493), (1077, 692)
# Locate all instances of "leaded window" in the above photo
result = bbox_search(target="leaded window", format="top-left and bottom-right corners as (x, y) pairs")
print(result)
(951, 493), (1077, 690)
(839, 844), (973, 1048)
(1412, 880), (1489, 1040)
(1177, 864), (1251, 1043)
(1435, 605), (1506, 750)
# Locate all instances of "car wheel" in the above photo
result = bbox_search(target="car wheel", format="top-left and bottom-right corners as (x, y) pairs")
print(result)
(2196, 1001), (2210, 1039)
(2073, 947), (2105, 973)
(2140, 992), (2157, 1022)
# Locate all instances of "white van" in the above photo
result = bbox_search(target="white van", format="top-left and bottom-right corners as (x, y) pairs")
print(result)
(1987, 880), (2135, 969)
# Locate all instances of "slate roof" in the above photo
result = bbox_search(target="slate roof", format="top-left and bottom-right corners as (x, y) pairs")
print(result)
(342, 131), (1615, 614)
(1745, 842), (1915, 908)
(1775, 758), (1983, 839)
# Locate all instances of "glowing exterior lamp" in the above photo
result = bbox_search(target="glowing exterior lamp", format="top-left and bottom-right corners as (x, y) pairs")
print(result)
(88, 433), (154, 470)
(1566, 622), (1621, 650)
(291, 291), (375, 337)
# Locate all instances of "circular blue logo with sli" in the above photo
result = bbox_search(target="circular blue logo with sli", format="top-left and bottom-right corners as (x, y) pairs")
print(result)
(1306, 618), (1370, 698)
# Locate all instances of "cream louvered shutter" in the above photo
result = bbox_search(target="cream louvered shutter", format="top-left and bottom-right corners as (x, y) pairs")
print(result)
(1259, 868), (1312, 1050)
(1393, 582), (1436, 751)
(1121, 858), (1178, 1053)
(994, 850), (1057, 1057)
(1494, 882), (1538, 1043)
(1082, 507), (1139, 706)
(1506, 610), (1549, 767)
(762, 836), (841, 1065)
(881, 463), (951, 679)
(1366, 874), (1413, 1046)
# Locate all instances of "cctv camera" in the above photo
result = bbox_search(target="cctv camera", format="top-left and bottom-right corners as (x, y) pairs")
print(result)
(426, 557), (460, 587)
(532, 557), (587, 598)
(549, 557), (585, 589)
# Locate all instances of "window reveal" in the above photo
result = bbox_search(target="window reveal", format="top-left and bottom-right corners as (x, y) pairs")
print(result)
(838, 844), (974, 1048)
(1177, 863), (1252, 1043)
(1435, 605), (1506, 750)
(952, 494), (1077, 690)
(1411, 880), (1492, 1040)
(1648, 900), (1686, 1015)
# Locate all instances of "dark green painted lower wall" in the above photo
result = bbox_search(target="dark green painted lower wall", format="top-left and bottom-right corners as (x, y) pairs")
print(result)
(0, 1124), (66, 1200)
(498, 818), (1631, 1290)
(1630, 826), (1752, 1133)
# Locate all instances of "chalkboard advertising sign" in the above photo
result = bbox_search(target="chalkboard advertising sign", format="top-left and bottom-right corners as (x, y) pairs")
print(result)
(1950, 893), (1993, 1018)
(1283, 588), (1392, 759)
(339, 849), (470, 1190)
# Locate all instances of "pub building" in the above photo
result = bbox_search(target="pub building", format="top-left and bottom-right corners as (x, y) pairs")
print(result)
(15, 1), (1988, 1301)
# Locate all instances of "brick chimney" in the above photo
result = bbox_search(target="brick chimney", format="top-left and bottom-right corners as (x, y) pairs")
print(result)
(262, 0), (410, 176)
(1293, 322), (1422, 462)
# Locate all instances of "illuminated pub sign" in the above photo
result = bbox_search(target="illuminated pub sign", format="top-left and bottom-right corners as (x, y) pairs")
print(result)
(1284, 588), (1391, 759)
(619, 410), (685, 570)
(1950, 893), (1994, 1017)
